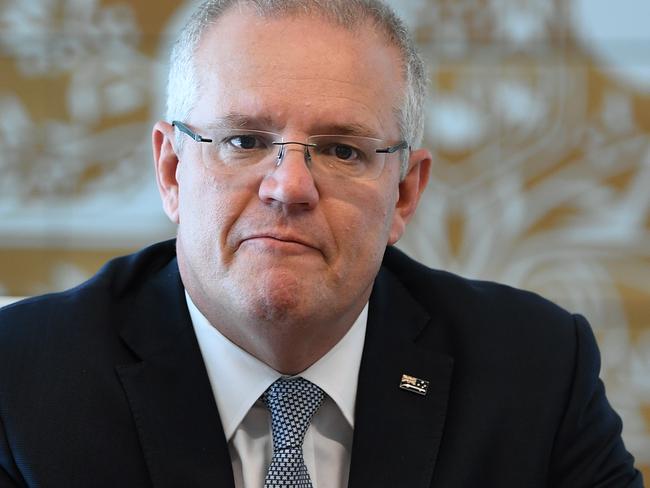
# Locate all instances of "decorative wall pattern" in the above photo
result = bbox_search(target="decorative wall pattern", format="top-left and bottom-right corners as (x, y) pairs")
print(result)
(0, 0), (175, 253)
(1, 0), (648, 475)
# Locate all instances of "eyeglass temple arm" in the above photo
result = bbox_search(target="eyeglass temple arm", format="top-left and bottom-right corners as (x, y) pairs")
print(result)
(375, 141), (410, 154)
(171, 121), (213, 143)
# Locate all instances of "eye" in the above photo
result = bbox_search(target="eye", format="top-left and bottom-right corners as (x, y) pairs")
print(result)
(333, 144), (357, 160)
(226, 134), (264, 150)
(313, 138), (372, 167)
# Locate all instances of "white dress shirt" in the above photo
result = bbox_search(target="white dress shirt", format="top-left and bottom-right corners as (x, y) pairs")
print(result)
(186, 292), (368, 488)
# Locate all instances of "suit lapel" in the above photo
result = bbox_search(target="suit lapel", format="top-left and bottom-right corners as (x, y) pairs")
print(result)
(115, 259), (235, 488)
(348, 266), (454, 488)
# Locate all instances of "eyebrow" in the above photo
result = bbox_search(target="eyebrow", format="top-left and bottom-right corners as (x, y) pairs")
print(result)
(204, 114), (277, 131)
(311, 122), (379, 139)
(205, 114), (380, 138)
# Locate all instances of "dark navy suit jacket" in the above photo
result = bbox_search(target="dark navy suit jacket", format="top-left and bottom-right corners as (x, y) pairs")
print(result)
(0, 240), (643, 487)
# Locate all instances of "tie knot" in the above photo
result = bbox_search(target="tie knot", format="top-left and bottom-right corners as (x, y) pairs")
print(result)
(262, 377), (324, 451)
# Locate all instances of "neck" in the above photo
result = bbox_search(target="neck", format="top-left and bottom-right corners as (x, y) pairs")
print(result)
(193, 292), (369, 375)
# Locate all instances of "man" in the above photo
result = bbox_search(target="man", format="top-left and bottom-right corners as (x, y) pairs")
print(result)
(0, 0), (643, 487)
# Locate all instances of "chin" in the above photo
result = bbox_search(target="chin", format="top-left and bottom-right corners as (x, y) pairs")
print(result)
(244, 269), (312, 323)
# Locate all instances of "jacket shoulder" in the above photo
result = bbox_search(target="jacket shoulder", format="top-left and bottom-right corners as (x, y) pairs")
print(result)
(383, 245), (573, 322)
(0, 240), (178, 348)
(381, 246), (581, 366)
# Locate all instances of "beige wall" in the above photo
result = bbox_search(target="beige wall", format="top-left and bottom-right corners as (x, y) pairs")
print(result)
(1, 0), (649, 476)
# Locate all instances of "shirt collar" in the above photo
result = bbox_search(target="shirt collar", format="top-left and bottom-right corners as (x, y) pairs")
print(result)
(186, 291), (367, 440)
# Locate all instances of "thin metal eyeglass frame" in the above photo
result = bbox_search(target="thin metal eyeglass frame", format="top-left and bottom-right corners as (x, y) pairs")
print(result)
(171, 120), (410, 156)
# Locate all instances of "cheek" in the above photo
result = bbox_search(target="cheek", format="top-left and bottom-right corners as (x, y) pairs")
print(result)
(178, 166), (217, 224)
(327, 183), (397, 256)
(358, 177), (398, 226)
(176, 166), (250, 251)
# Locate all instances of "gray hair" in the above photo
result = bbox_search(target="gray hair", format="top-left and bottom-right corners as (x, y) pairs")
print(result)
(166, 0), (426, 178)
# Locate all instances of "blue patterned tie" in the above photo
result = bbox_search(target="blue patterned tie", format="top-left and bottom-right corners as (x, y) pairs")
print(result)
(262, 377), (324, 487)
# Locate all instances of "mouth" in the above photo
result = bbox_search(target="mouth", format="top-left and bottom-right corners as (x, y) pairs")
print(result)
(239, 233), (319, 253)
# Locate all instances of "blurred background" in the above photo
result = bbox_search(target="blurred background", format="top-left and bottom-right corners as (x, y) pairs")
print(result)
(1, 0), (649, 476)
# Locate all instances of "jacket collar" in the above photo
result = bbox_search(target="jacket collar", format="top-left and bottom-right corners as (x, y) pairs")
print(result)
(348, 264), (454, 488)
(115, 257), (235, 488)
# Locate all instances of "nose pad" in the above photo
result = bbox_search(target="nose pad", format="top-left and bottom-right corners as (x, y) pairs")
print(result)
(275, 145), (285, 166)
(260, 142), (320, 208)
(274, 142), (315, 168)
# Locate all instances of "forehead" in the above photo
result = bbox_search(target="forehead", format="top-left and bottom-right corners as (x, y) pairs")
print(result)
(191, 8), (404, 137)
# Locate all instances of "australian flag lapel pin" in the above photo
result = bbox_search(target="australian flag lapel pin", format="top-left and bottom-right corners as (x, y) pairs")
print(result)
(399, 373), (429, 396)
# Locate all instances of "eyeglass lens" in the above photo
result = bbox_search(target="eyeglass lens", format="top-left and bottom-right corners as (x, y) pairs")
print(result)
(198, 129), (397, 180)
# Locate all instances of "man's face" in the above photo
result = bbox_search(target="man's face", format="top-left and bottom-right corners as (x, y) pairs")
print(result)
(153, 9), (430, 363)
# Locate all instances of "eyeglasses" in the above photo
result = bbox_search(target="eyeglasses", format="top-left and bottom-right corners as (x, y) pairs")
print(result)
(172, 121), (409, 180)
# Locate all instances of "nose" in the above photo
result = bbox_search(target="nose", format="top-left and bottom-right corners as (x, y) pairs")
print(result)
(258, 144), (319, 209)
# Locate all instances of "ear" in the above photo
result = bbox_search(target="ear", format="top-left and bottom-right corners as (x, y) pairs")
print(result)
(387, 148), (432, 245)
(152, 121), (181, 224)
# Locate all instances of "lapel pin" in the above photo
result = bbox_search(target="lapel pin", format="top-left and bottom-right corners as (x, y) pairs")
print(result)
(399, 374), (429, 396)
